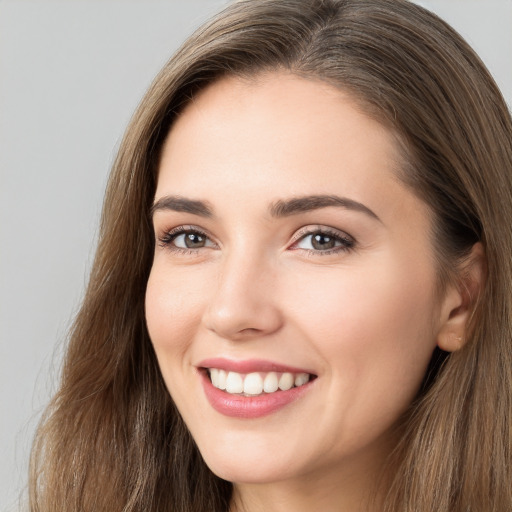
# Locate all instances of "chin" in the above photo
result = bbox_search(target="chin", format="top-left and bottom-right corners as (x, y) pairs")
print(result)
(196, 434), (302, 485)
(205, 458), (291, 485)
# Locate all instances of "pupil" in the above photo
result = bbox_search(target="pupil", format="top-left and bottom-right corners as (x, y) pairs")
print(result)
(312, 233), (335, 250)
(185, 233), (205, 248)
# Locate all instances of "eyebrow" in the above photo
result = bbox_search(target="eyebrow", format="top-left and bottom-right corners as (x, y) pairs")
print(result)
(269, 195), (381, 222)
(150, 194), (380, 222)
(151, 195), (213, 217)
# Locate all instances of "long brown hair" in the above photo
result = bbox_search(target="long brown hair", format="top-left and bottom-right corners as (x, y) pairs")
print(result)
(30, 1), (512, 510)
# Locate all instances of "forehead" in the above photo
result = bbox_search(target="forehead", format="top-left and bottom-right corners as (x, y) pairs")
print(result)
(156, 73), (428, 231)
(160, 75), (397, 183)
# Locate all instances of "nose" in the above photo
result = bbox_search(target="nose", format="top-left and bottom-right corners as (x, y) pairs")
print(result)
(202, 250), (283, 341)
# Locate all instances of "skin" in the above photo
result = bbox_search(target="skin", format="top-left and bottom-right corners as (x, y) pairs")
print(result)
(145, 73), (468, 512)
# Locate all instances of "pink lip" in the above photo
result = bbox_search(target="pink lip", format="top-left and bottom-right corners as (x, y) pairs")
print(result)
(197, 359), (316, 419)
(197, 357), (315, 375)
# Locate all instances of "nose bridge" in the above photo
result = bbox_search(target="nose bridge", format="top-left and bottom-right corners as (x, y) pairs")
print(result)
(203, 241), (282, 339)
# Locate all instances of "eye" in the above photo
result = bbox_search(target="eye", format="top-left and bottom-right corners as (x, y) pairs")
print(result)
(173, 231), (211, 249)
(158, 227), (216, 251)
(291, 228), (355, 254)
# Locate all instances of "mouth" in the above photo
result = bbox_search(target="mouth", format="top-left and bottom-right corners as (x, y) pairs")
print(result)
(204, 368), (315, 397)
(196, 358), (317, 418)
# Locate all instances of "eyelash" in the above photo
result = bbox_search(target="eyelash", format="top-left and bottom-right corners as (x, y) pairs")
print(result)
(157, 225), (355, 256)
(158, 225), (214, 255)
(289, 227), (355, 256)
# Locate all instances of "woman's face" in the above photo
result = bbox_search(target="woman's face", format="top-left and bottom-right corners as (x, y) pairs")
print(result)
(146, 73), (453, 487)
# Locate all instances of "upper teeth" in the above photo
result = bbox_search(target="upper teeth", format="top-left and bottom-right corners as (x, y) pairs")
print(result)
(208, 369), (310, 396)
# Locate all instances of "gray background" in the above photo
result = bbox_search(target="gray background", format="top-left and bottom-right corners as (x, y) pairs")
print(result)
(1, 1), (510, 510)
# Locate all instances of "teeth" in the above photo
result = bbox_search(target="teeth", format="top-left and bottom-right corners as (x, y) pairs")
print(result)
(225, 371), (244, 394)
(263, 372), (278, 393)
(217, 369), (227, 390)
(278, 372), (294, 391)
(208, 369), (311, 396)
(210, 368), (219, 387)
(294, 373), (309, 386)
(243, 372), (263, 395)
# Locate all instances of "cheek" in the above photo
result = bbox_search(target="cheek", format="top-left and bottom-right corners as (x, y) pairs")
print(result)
(145, 264), (206, 371)
(288, 257), (438, 405)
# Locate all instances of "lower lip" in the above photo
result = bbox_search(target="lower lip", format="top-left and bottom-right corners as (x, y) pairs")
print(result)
(200, 371), (314, 419)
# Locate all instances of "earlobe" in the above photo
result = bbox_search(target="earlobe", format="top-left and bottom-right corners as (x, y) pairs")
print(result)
(436, 242), (486, 352)
(437, 330), (465, 352)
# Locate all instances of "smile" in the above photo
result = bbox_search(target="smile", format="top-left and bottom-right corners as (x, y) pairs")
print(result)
(198, 359), (317, 418)
(208, 368), (311, 396)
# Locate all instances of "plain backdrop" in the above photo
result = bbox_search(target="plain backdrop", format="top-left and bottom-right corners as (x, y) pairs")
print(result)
(1, 1), (511, 510)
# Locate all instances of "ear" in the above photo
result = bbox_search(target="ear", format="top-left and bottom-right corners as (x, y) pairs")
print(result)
(436, 242), (486, 352)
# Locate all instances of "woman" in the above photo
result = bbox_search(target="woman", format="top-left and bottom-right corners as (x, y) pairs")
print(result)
(30, 0), (512, 511)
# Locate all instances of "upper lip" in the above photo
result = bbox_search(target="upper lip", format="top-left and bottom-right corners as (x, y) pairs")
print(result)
(197, 357), (316, 375)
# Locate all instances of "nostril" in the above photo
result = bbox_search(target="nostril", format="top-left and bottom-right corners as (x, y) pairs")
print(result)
(239, 327), (263, 335)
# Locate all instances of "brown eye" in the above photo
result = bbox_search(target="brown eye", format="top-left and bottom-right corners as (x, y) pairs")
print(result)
(182, 232), (207, 248)
(160, 228), (215, 251)
(311, 232), (336, 250)
(293, 229), (355, 253)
